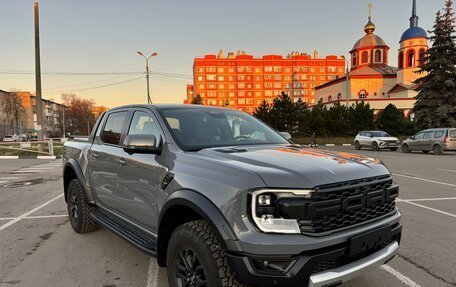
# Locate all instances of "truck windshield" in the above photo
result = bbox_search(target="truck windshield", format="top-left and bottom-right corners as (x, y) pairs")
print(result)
(158, 107), (289, 151)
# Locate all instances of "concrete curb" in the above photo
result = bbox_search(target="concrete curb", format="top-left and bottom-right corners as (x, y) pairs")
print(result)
(0, 155), (59, 160)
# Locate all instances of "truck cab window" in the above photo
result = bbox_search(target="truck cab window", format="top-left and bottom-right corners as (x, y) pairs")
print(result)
(101, 111), (128, 145)
(128, 111), (162, 143)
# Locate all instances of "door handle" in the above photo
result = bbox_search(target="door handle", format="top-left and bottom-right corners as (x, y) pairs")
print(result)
(116, 159), (127, 166)
(92, 153), (99, 160)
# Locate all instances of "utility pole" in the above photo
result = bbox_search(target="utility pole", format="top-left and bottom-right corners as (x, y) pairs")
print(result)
(62, 105), (66, 138)
(34, 2), (44, 141)
(137, 51), (158, 104)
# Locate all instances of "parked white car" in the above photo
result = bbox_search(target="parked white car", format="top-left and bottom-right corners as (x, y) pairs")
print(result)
(2, 135), (17, 142)
(354, 131), (400, 151)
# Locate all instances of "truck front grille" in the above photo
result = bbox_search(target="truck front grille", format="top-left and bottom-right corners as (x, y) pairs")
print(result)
(298, 175), (398, 235)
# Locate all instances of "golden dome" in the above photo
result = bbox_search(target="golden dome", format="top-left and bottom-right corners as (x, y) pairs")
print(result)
(364, 17), (376, 34)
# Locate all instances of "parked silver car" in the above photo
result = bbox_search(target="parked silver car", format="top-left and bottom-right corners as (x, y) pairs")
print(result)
(401, 128), (456, 155)
(354, 131), (400, 151)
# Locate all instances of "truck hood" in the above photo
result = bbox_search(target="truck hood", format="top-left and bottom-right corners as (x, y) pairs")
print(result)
(196, 145), (390, 188)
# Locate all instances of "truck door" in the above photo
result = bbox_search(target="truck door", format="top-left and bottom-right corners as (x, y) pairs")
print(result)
(88, 109), (131, 217)
(115, 109), (168, 232)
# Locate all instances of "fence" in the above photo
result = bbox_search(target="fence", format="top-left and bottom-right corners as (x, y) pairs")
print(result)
(0, 138), (67, 157)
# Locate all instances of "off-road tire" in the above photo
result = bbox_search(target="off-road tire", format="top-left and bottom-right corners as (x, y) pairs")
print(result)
(433, 145), (443, 155)
(67, 179), (98, 233)
(372, 142), (380, 151)
(354, 141), (361, 150)
(166, 220), (248, 287)
(402, 144), (411, 153)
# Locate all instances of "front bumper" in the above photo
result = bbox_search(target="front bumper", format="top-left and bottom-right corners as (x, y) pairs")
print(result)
(309, 241), (398, 287)
(226, 223), (402, 287)
(378, 141), (399, 148)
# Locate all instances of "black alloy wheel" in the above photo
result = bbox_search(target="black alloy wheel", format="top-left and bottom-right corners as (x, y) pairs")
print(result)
(175, 248), (207, 287)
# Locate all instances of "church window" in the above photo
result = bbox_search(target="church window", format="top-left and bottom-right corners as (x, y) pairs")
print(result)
(398, 51), (404, 69)
(361, 51), (369, 64)
(374, 50), (382, 63)
(337, 93), (342, 100)
(328, 95), (332, 102)
(407, 50), (415, 67)
(419, 49), (426, 66)
(352, 54), (357, 67)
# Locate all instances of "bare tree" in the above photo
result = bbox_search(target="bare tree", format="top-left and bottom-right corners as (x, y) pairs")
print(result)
(61, 94), (96, 136)
(3, 92), (26, 135)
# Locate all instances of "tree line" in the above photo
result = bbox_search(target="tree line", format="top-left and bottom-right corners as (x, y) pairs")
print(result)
(253, 92), (415, 137)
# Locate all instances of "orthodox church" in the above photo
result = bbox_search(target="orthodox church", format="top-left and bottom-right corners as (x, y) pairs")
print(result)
(314, 0), (428, 118)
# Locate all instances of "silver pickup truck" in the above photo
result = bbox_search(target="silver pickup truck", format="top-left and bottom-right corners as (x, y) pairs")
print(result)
(63, 104), (402, 287)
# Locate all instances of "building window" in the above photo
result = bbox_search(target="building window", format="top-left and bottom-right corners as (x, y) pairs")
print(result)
(407, 50), (415, 67)
(265, 66), (273, 72)
(328, 95), (333, 102)
(359, 90), (368, 99)
(398, 51), (404, 69)
(207, 75), (216, 81)
(361, 51), (369, 64)
(375, 50), (382, 63)
(352, 54), (357, 67)
(337, 93), (342, 100)
(319, 98), (323, 104)
(419, 49), (426, 66)
(218, 68), (224, 73)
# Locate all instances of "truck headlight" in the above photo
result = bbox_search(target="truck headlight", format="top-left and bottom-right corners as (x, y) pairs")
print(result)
(251, 189), (314, 234)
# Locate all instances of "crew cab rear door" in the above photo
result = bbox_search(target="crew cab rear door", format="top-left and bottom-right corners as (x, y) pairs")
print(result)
(88, 109), (131, 215)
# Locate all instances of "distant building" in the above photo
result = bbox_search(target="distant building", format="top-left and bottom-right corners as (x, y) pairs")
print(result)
(315, 0), (428, 117)
(186, 50), (345, 113)
(0, 90), (65, 138)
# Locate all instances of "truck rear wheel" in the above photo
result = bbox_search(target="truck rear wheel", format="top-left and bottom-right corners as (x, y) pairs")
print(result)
(166, 220), (247, 287)
(67, 179), (98, 234)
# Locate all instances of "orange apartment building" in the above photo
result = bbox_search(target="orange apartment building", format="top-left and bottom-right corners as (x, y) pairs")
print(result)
(185, 50), (346, 113)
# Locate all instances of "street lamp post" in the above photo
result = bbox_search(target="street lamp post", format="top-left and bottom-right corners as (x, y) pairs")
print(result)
(341, 55), (352, 107)
(137, 51), (158, 104)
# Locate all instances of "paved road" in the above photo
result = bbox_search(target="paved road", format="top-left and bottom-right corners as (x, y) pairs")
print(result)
(0, 149), (455, 287)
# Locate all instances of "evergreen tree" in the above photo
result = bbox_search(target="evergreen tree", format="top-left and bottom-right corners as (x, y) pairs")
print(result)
(269, 92), (299, 134)
(253, 100), (272, 125)
(327, 103), (350, 136)
(348, 102), (375, 135)
(375, 104), (406, 136)
(190, 94), (204, 105)
(309, 103), (329, 136)
(295, 98), (311, 135)
(414, 0), (456, 128)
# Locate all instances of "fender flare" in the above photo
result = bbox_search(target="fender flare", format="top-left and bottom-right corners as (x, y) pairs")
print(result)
(63, 159), (95, 204)
(159, 189), (238, 242)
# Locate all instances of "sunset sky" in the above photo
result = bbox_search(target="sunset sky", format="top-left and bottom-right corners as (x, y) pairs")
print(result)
(0, 0), (444, 108)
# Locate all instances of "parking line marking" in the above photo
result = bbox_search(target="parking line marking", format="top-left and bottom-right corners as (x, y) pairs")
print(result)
(438, 168), (456, 173)
(147, 257), (160, 287)
(25, 215), (68, 219)
(380, 265), (422, 287)
(10, 170), (41, 173)
(0, 177), (21, 180)
(0, 215), (68, 221)
(21, 167), (54, 170)
(0, 193), (64, 232)
(398, 201), (456, 219)
(392, 173), (456, 188)
(398, 197), (456, 202)
(0, 181), (8, 184)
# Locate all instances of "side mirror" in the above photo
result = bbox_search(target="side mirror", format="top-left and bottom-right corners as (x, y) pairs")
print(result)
(123, 134), (161, 155)
(279, 132), (292, 141)
(409, 136), (414, 140)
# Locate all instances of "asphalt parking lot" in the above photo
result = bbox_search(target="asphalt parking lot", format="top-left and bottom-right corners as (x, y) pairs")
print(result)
(0, 148), (455, 287)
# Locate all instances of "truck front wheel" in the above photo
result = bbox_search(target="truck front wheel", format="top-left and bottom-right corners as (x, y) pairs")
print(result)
(67, 179), (98, 234)
(166, 220), (247, 287)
